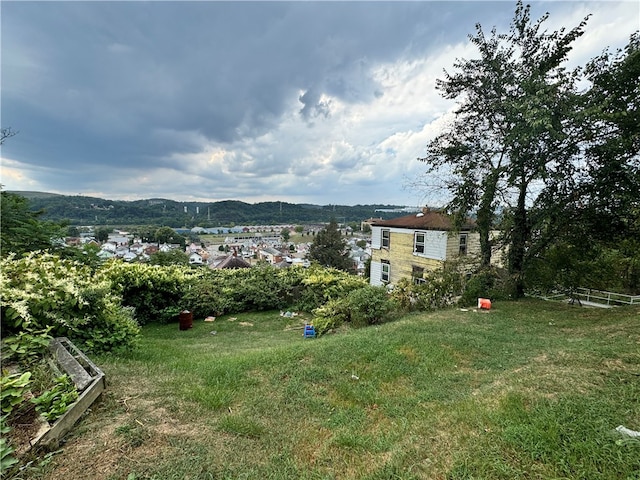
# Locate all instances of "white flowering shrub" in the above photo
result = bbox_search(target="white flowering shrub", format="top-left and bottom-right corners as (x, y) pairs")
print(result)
(1, 252), (140, 353)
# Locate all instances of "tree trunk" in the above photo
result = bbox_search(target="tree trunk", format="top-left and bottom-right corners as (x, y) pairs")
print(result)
(509, 177), (528, 297)
(477, 171), (499, 268)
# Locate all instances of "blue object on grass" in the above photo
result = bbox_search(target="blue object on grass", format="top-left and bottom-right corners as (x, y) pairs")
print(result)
(303, 325), (316, 338)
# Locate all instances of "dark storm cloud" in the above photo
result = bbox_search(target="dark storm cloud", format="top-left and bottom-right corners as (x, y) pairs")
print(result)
(2, 2), (469, 168)
(2, 1), (636, 204)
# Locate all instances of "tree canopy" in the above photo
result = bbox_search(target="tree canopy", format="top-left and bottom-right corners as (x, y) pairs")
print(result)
(419, 1), (639, 295)
(308, 219), (353, 272)
(0, 191), (66, 257)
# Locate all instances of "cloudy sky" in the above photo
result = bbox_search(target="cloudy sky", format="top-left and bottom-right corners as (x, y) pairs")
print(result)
(2, 1), (638, 206)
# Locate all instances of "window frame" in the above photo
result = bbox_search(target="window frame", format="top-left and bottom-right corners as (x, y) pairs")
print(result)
(414, 231), (426, 254)
(381, 229), (390, 248)
(381, 260), (390, 283)
(459, 233), (468, 255)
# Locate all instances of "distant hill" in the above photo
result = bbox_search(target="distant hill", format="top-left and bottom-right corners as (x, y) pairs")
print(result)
(9, 191), (412, 227)
(9, 191), (65, 199)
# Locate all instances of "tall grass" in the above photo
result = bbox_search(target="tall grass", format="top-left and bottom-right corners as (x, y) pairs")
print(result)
(44, 300), (639, 480)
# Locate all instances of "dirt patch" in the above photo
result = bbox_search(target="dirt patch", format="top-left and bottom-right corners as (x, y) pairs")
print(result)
(6, 401), (50, 456)
(37, 377), (201, 480)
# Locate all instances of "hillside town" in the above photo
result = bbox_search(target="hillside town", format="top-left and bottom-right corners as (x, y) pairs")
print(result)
(68, 223), (373, 275)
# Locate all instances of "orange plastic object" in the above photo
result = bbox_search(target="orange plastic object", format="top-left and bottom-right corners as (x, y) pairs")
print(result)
(478, 298), (492, 310)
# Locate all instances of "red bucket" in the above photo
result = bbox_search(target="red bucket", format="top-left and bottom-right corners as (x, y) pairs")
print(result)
(179, 310), (193, 330)
(478, 298), (492, 310)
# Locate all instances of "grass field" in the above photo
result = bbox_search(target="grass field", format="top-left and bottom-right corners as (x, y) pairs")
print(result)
(39, 299), (639, 480)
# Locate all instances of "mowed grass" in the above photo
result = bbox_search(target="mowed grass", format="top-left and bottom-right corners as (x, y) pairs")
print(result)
(44, 300), (639, 480)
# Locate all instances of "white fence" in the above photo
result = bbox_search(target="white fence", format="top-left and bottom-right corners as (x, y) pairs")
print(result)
(573, 288), (639, 306)
(542, 288), (639, 307)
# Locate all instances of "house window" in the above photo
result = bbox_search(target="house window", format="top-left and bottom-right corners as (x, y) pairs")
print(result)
(412, 265), (425, 284)
(459, 234), (468, 255)
(414, 232), (425, 254)
(381, 229), (390, 248)
(381, 260), (390, 283)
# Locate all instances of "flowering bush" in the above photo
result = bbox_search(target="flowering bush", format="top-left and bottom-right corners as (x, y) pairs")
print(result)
(1, 252), (140, 353)
(296, 265), (368, 311)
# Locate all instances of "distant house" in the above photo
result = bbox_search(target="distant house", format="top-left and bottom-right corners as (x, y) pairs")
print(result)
(258, 246), (284, 265)
(122, 251), (138, 262)
(349, 248), (371, 276)
(369, 208), (488, 287)
(189, 252), (204, 265)
(97, 250), (115, 260)
(361, 217), (383, 231)
(212, 253), (252, 269)
(159, 243), (180, 252)
(107, 234), (130, 246)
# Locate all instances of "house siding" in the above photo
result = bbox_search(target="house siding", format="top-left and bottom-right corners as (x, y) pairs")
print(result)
(370, 261), (383, 286)
(370, 211), (505, 287)
(371, 228), (448, 286)
(445, 232), (482, 259)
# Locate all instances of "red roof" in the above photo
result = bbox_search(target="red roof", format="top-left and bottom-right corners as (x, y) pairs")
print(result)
(371, 209), (474, 231)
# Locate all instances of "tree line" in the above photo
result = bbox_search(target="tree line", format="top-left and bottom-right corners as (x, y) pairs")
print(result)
(14, 192), (405, 227)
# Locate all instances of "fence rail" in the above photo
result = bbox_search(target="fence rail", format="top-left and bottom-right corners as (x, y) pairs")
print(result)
(539, 288), (639, 307)
(573, 288), (639, 306)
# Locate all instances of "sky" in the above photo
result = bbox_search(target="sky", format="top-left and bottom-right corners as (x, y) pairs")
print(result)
(1, 1), (638, 206)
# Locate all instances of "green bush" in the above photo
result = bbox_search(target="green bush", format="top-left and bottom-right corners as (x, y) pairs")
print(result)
(311, 298), (351, 335)
(1, 252), (140, 353)
(2, 327), (53, 366)
(181, 265), (366, 319)
(295, 266), (368, 311)
(346, 286), (396, 327)
(100, 261), (191, 325)
(459, 267), (514, 307)
(391, 262), (466, 312)
(310, 286), (395, 334)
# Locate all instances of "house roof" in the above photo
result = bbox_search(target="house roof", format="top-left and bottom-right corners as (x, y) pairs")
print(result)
(371, 209), (474, 231)
(215, 255), (251, 269)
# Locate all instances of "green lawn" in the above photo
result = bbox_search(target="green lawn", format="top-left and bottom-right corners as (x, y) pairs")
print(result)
(43, 300), (639, 480)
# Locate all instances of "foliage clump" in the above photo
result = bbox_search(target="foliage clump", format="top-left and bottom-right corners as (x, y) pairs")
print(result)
(1, 252), (140, 354)
(100, 261), (192, 325)
(390, 262), (467, 311)
(312, 285), (397, 335)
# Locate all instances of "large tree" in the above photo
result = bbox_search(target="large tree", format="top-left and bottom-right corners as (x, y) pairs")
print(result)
(308, 218), (353, 272)
(0, 191), (66, 257)
(419, 1), (589, 296)
(528, 33), (640, 293)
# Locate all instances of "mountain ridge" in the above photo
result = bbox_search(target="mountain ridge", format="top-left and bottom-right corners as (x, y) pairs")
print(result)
(9, 190), (414, 227)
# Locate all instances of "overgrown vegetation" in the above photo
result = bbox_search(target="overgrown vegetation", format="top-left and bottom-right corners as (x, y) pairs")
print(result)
(1, 252), (141, 354)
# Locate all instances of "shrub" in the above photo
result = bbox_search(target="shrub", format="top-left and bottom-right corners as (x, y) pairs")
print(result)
(311, 298), (351, 335)
(459, 267), (514, 307)
(1, 252), (140, 353)
(310, 286), (396, 335)
(346, 286), (396, 327)
(295, 266), (367, 311)
(100, 261), (191, 325)
(181, 265), (366, 319)
(391, 262), (466, 312)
